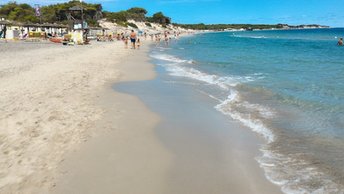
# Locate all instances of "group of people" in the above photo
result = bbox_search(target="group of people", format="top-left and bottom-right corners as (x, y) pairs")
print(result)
(119, 30), (181, 49)
(121, 30), (141, 49)
(152, 31), (181, 47)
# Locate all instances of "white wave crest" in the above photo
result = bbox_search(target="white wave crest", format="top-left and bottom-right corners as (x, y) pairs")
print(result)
(150, 53), (189, 63)
(256, 148), (344, 194)
(231, 34), (267, 39)
(214, 91), (275, 143)
(151, 53), (259, 90)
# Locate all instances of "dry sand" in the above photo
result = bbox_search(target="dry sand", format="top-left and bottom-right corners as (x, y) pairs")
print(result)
(0, 41), (133, 193)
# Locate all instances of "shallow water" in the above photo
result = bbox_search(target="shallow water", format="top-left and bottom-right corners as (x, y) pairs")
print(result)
(115, 64), (282, 194)
(150, 29), (344, 193)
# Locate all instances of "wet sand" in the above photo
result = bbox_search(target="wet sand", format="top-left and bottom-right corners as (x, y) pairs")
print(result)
(115, 65), (283, 194)
(52, 44), (174, 194)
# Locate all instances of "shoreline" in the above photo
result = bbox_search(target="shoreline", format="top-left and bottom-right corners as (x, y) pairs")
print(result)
(116, 46), (283, 194)
(1, 39), (282, 193)
(52, 39), (282, 193)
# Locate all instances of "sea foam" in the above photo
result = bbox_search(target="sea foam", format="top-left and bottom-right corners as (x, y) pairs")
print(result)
(151, 52), (275, 143)
(214, 91), (275, 143)
(150, 53), (258, 90)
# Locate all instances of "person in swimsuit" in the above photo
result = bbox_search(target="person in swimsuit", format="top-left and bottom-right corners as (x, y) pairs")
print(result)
(130, 30), (137, 49)
(338, 38), (343, 46)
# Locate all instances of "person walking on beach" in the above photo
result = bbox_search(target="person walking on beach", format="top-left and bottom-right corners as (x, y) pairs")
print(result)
(130, 30), (137, 49)
(2, 25), (7, 39)
(137, 38), (141, 49)
(124, 37), (129, 49)
(338, 38), (343, 46)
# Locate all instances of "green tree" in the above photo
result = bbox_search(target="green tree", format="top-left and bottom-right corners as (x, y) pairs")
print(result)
(0, 1), (102, 25)
(104, 11), (128, 23)
(127, 7), (147, 21)
(151, 12), (171, 25)
(1, 3), (39, 23)
(127, 7), (147, 15)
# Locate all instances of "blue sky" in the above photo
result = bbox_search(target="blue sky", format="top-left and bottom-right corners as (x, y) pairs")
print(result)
(1, 0), (343, 27)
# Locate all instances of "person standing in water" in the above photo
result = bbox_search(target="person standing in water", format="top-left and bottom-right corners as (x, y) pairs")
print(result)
(164, 31), (169, 46)
(338, 38), (343, 46)
(130, 30), (137, 49)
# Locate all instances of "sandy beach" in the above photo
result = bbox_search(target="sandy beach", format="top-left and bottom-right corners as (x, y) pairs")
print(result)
(0, 41), (130, 193)
(1, 40), (282, 194)
(1, 0), (342, 193)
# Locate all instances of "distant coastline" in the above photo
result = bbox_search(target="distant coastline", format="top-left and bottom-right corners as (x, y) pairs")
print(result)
(174, 23), (330, 32)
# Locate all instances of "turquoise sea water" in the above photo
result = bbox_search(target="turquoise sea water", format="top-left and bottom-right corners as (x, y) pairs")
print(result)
(150, 28), (344, 194)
